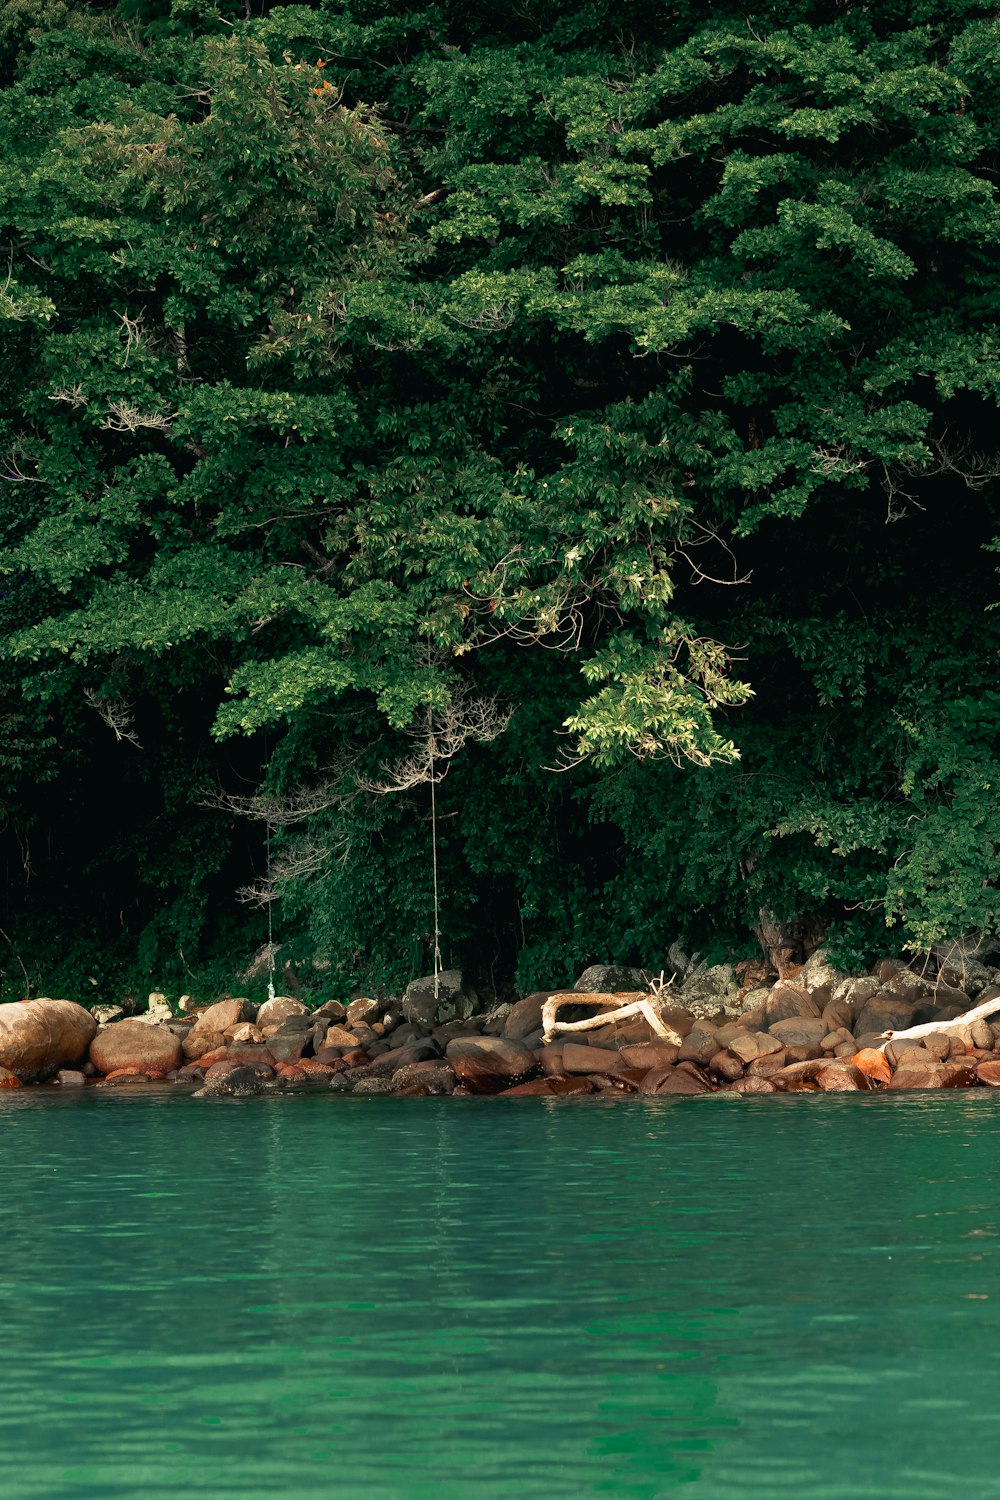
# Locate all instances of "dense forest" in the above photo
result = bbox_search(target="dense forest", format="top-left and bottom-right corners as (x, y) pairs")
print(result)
(0, 0), (998, 1001)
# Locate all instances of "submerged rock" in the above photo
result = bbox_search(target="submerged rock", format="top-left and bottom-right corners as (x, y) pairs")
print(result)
(194, 1065), (269, 1098)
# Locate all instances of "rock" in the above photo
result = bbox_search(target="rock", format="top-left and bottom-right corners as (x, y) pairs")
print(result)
(90, 1019), (182, 1078)
(446, 1036), (537, 1093)
(561, 1042), (622, 1075)
(638, 1065), (677, 1094)
(976, 1061), (1000, 1087)
(768, 1017), (826, 1048)
(769, 1059), (826, 1091)
(728, 1075), (777, 1094)
(55, 1069), (87, 1086)
(766, 983), (822, 1027)
(228, 1023), (265, 1045)
(352, 1041), (441, 1080)
(709, 1049), (745, 1081)
(195, 1065), (269, 1098)
(654, 1067), (711, 1095)
(798, 949), (852, 1005)
(256, 996), (308, 1030)
(0, 999), (98, 1082)
(677, 962), (740, 1018)
(854, 994), (919, 1039)
(851, 1048), (892, 1085)
(821, 997), (857, 1035)
(346, 997), (380, 1028)
(182, 999), (247, 1060)
(392, 1060), (456, 1094)
(482, 1004), (513, 1037)
(349, 1023), (378, 1049)
(971, 1019), (993, 1050)
(815, 1062), (876, 1092)
(0, 1066), (23, 1089)
(538, 1044), (566, 1076)
(353, 1076), (395, 1094)
(619, 1042), (680, 1071)
(573, 964), (649, 993)
(747, 1051), (787, 1078)
(144, 992), (173, 1025)
(312, 1000), (347, 1022)
(821, 1027), (855, 1051)
(402, 970), (476, 1028)
(677, 1025), (719, 1066)
(317, 1025), (359, 1051)
(500, 1078), (558, 1096)
(269, 1031), (308, 1063)
(90, 1004), (124, 1026)
(501, 994), (548, 1040)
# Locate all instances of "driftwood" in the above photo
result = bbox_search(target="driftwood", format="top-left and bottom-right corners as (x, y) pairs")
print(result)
(541, 993), (682, 1047)
(880, 993), (1000, 1050)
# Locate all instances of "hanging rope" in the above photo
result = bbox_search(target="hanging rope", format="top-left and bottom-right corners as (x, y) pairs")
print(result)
(429, 706), (442, 1001)
(265, 820), (276, 1004)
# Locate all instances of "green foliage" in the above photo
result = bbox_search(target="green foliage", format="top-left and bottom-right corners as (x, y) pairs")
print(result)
(0, 0), (999, 995)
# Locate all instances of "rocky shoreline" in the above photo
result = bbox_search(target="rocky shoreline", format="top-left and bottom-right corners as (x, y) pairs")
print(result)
(4, 951), (1000, 1098)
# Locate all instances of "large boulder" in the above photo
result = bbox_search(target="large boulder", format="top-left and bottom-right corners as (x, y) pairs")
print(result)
(769, 1017), (826, 1049)
(574, 964), (649, 993)
(182, 999), (248, 1060)
(0, 999), (97, 1082)
(402, 970), (476, 1028)
(676, 963), (740, 1019)
(90, 1019), (182, 1078)
(853, 993), (919, 1040)
(256, 995), (308, 1030)
(766, 983), (822, 1027)
(797, 949), (852, 1006)
(445, 1036), (536, 1094)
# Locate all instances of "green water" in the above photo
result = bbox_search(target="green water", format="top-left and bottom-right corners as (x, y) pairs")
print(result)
(2, 1089), (999, 1499)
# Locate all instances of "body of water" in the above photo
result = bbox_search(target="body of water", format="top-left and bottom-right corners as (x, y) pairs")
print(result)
(2, 1087), (998, 1498)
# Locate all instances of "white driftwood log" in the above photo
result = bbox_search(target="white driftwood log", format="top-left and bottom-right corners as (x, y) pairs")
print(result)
(541, 993), (682, 1047)
(879, 993), (1000, 1051)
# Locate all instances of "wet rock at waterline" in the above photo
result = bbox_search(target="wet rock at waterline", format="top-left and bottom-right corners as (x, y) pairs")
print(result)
(0, 999), (97, 1082)
(194, 1065), (270, 1098)
(90, 1018), (183, 1078)
(445, 1036), (536, 1093)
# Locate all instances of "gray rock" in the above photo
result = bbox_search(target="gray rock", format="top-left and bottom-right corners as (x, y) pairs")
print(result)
(678, 963), (740, 1019)
(574, 964), (649, 994)
(91, 1004), (124, 1026)
(402, 970), (476, 1028)
(56, 1069), (87, 1086)
(194, 1065), (269, 1098)
(353, 1076), (394, 1094)
(797, 950), (852, 1004)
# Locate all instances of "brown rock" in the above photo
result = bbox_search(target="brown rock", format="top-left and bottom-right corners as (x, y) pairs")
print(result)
(677, 1025), (719, 1066)
(747, 1051), (787, 1078)
(728, 1075), (777, 1094)
(537, 1044), (566, 1076)
(90, 1019), (182, 1078)
(821, 1027), (855, 1051)
(228, 1023), (265, 1046)
(182, 999), (246, 1060)
(501, 994), (547, 1040)
(548, 1075), (595, 1095)
(815, 1062), (876, 1092)
(500, 1078), (556, 1096)
(638, 1065), (676, 1094)
(619, 1042), (680, 1071)
(888, 1060), (947, 1090)
(347, 997), (381, 1028)
(922, 1031), (953, 1061)
(0, 1065), (23, 1089)
(769, 1017), (826, 1048)
(852, 1048), (892, 1085)
(0, 999), (97, 1082)
(445, 1036), (537, 1094)
(854, 993), (919, 1039)
(312, 1000), (347, 1022)
(977, 1061), (1000, 1087)
(766, 983), (821, 1027)
(656, 1067), (711, 1095)
(970, 1019), (993, 1050)
(821, 997), (857, 1035)
(769, 1060), (826, 1090)
(561, 1042), (622, 1075)
(709, 1049), (745, 1081)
